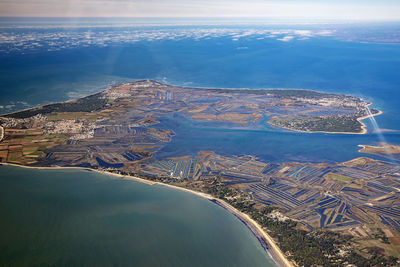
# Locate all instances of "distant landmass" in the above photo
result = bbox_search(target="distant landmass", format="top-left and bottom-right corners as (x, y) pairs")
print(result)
(1, 80), (399, 266)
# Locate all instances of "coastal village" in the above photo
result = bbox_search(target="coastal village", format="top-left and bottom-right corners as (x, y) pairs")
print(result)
(1, 80), (399, 266)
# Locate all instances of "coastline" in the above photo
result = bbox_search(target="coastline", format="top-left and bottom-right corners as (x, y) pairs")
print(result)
(0, 125), (4, 142)
(358, 143), (400, 156)
(0, 162), (293, 267)
(269, 109), (383, 135)
(356, 109), (384, 134)
(150, 182), (294, 267)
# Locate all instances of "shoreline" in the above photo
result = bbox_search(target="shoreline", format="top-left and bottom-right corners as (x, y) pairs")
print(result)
(0, 162), (293, 267)
(2, 79), (369, 117)
(356, 109), (384, 134)
(269, 109), (383, 135)
(0, 126), (4, 142)
(358, 144), (400, 157)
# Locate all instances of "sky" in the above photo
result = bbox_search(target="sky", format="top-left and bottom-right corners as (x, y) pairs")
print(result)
(0, 0), (400, 21)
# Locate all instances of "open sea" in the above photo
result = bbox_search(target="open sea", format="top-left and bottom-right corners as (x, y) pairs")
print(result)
(1, 18), (400, 265)
(0, 165), (274, 266)
(1, 18), (400, 163)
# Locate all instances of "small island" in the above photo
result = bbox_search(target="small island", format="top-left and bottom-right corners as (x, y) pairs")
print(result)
(1, 80), (398, 267)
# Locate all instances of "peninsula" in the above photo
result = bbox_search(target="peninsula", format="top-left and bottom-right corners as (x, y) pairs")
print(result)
(1, 80), (398, 266)
(359, 143), (400, 156)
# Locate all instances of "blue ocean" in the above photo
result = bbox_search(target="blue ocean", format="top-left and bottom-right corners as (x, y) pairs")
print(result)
(1, 17), (400, 266)
(0, 165), (274, 266)
(1, 18), (399, 164)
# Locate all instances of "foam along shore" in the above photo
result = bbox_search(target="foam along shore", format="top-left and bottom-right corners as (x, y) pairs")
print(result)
(0, 162), (293, 267)
(269, 109), (383, 135)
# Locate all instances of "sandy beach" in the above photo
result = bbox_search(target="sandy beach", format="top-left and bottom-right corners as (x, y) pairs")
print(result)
(358, 143), (400, 155)
(356, 109), (384, 134)
(146, 183), (294, 267)
(0, 162), (293, 267)
(0, 126), (4, 142)
(93, 170), (294, 267)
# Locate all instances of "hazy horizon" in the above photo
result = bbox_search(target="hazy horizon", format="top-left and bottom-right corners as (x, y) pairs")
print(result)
(1, 0), (400, 21)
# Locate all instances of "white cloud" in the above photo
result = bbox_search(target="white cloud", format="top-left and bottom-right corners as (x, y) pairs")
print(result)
(317, 30), (335, 36)
(0, 27), (338, 53)
(277, 35), (294, 42)
(293, 30), (312, 37)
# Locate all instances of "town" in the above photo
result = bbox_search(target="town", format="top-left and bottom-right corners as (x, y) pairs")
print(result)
(0, 80), (398, 266)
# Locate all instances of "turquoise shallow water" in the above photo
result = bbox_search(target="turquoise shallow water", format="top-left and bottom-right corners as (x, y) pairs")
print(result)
(0, 165), (275, 266)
